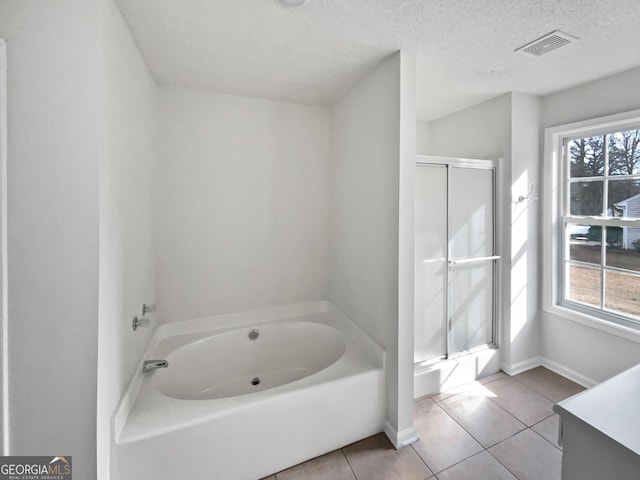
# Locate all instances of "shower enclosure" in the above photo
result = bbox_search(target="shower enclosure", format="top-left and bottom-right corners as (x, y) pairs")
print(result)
(414, 156), (499, 365)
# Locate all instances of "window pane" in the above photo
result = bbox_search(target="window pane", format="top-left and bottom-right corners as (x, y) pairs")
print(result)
(608, 129), (640, 176)
(604, 270), (640, 320)
(569, 136), (605, 178)
(566, 263), (601, 308)
(608, 179), (640, 219)
(570, 181), (603, 215)
(605, 231), (640, 272)
(568, 224), (601, 265)
(562, 125), (640, 329)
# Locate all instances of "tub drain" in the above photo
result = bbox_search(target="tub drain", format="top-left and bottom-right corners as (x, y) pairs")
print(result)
(251, 377), (261, 386)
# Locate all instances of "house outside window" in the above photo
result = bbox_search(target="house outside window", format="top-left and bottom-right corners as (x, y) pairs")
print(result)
(544, 110), (640, 334)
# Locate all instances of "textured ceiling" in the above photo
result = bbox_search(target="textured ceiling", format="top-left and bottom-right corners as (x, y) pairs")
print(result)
(115, 0), (640, 120)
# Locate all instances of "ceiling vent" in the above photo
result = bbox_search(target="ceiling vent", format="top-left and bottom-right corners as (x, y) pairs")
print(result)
(515, 30), (577, 57)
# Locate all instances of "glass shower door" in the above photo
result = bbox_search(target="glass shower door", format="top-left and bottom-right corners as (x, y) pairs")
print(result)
(448, 166), (497, 353)
(414, 165), (447, 363)
(415, 159), (498, 364)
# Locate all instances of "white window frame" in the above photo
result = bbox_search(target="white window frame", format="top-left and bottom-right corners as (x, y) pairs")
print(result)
(543, 109), (640, 342)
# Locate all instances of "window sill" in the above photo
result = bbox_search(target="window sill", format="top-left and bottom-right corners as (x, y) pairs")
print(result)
(544, 303), (640, 344)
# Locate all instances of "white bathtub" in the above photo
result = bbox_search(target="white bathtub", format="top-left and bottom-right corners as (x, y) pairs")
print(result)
(112, 301), (385, 480)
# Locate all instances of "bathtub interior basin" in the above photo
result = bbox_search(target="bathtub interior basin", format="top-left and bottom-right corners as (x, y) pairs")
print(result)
(154, 321), (346, 400)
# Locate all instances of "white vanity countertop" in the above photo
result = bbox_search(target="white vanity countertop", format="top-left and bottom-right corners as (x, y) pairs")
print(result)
(554, 362), (640, 456)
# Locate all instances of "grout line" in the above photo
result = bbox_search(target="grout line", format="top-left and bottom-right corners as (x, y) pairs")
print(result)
(419, 403), (490, 474)
(438, 388), (528, 446)
(339, 448), (358, 480)
(529, 420), (563, 451)
(483, 393), (532, 427)
(410, 442), (436, 474)
(485, 446), (519, 479)
(431, 449), (487, 475)
(491, 427), (527, 447)
(483, 380), (556, 428)
(436, 401), (487, 450)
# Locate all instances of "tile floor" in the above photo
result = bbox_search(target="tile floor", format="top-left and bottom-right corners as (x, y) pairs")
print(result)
(264, 367), (585, 480)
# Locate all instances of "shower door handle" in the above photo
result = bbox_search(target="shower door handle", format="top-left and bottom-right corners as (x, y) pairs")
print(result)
(448, 255), (500, 265)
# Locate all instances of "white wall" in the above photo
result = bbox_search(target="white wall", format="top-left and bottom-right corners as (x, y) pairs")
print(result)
(540, 67), (640, 384)
(397, 52), (417, 445)
(416, 121), (429, 155)
(422, 93), (543, 374)
(509, 93), (541, 370)
(426, 94), (511, 159)
(156, 87), (330, 323)
(329, 52), (417, 446)
(97, 1), (157, 479)
(0, 1), (101, 478)
(541, 66), (640, 127)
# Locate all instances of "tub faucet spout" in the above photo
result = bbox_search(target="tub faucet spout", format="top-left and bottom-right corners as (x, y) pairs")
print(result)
(143, 359), (169, 373)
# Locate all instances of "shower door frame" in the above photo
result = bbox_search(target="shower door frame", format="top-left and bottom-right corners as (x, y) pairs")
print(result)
(415, 155), (501, 366)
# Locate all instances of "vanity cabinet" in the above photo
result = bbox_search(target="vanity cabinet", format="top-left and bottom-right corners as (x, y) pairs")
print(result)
(554, 363), (640, 480)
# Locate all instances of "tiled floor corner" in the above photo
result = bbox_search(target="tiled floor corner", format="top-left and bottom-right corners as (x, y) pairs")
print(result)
(269, 367), (585, 480)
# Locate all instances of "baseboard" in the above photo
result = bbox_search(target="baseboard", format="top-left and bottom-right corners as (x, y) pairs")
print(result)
(500, 356), (597, 388)
(501, 356), (542, 376)
(384, 421), (418, 449)
(540, 358), (597, 388)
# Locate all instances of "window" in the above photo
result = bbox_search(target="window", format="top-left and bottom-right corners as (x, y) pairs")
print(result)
(544, 110), (640, 334)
